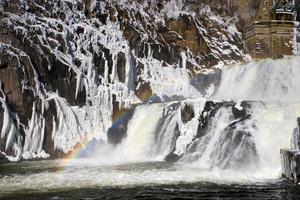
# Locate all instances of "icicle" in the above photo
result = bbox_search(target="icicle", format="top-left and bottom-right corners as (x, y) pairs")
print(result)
(0, 88), (22, 161)
(75, 71), (82, 99)
(181, 51), (187, 69)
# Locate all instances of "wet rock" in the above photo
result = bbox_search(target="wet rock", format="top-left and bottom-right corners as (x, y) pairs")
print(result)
(108, 95), (136, 145)
(165, 152), (181, 162)
(281, 149), (300, 183)
(215, 118), (258, 169)
(0, 152), (8, 163)
(181, 103), (195, 124)
(197, 101), (224, 138)
(292, 118), (300, 150)
(117, 52), (126, 83)
(174, 100), (256, 168)
(281, 118), (300, 183)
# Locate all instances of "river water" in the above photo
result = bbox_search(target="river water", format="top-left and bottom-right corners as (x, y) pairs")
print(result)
(0, 159), (299, 199)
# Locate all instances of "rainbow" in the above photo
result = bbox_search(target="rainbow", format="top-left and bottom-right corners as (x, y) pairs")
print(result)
(59, 88), (156, 169)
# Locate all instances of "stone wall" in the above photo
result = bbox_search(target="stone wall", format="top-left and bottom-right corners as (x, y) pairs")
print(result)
(245, 0), (297, 59)
(245, 22), (295, 59)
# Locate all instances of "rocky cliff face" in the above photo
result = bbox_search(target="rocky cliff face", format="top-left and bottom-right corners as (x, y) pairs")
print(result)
(0, 0), (250, 161)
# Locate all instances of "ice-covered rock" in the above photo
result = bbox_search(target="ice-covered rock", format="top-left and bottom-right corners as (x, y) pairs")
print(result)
(281, 149), (300, 183)
(0, 0), (247, 159)
(281, 118), (300, 183)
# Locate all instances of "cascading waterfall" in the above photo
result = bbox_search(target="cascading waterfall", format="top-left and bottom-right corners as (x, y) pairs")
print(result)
(182, 107), (235, 169)
(115, 103), (180, 161)
(212, 56), (300, 101)
(2, 57), (300, 197)
(121, 104), (166, 161)
(109, 56), (300, 180)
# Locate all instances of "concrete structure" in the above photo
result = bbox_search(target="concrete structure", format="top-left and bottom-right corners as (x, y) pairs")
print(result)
(245, 0), (299, 59)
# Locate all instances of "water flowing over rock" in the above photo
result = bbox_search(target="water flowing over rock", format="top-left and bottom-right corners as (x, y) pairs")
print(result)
(0, 1), (300, 185)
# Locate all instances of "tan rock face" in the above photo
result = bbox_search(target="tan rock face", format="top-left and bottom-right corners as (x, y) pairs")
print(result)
(165, 17), (208, 55)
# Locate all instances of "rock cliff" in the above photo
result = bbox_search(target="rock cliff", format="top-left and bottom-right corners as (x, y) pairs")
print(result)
(0, 0), (251, 160)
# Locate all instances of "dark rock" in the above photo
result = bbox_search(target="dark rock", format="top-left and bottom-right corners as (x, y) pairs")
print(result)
(197, 101), (224, 138)
(0, 152), (8, 163)
(117, 52), (126, 83)
(108, 106), (136, 145)
(165, 153), (181, 162)
(181, 103), (195, 124)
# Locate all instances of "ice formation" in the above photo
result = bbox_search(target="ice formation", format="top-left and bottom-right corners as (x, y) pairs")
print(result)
(22, 103), (49, 160)
(0, 87), (22, 162)
(0, 0), (248, 160)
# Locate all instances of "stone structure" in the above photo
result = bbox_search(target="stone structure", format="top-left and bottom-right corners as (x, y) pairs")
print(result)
(245, 0), (299, 59)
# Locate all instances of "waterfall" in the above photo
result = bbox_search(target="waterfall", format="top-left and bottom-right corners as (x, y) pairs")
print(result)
(117, 101), (299, 179)
(118, 103), (180, 161)
(212, 56), (300, 101)
(121, 104), (166, 161)
(110, 56), (300, 179)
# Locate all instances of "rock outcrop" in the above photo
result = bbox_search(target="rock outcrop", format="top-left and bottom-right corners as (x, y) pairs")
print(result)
(0, 0), (249, 160)
(281, 118), (300, 183)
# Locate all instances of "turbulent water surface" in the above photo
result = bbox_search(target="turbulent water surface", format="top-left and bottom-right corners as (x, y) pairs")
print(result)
(0, 159), (299, 200)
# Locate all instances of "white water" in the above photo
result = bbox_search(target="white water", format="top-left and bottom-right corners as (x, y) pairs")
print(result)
(213, 56), (300, 101)
(250, 103), (300, 174)
(90, 56), (300, 181)
(189, 107), (233, 169)
(113, 102), (298, 181)
(208, 56), (300, 177)
(121, 104), (166, 161)
(0, 159), (279, 194)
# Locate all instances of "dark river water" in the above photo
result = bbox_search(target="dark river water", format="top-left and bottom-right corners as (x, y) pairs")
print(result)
(0, 159), (299, 200)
